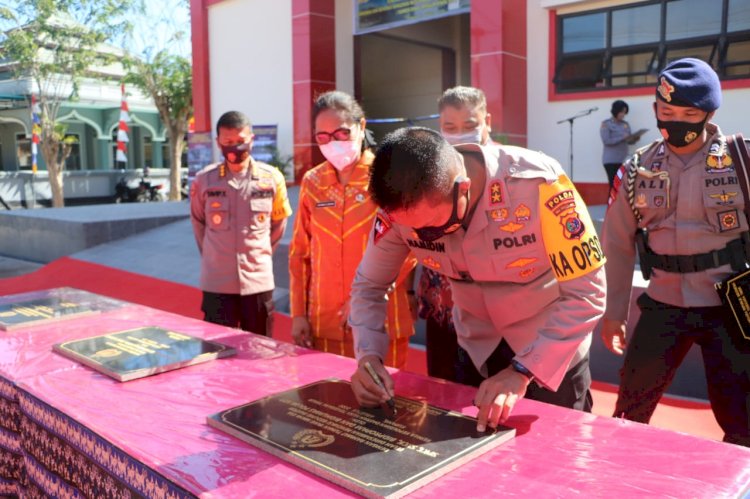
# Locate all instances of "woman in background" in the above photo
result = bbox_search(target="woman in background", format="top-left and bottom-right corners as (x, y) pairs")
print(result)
(289, 90), (417, 367)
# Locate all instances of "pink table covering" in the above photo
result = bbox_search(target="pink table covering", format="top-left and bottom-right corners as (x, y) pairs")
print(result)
(0, 289), (243, 496)
(15, 328), (750, 498)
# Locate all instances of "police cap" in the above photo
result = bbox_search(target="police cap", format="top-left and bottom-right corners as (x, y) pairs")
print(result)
(656, 58), (721, 112)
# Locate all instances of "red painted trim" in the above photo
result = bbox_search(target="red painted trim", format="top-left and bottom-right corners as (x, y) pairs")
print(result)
(190, 0), (212, 134)
(548, 9), (557, 104)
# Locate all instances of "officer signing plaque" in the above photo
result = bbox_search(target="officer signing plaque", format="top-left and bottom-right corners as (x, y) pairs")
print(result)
(207, 379), (515, 498)
(53, 326), (236, 381)
(0, 288), (122, 331)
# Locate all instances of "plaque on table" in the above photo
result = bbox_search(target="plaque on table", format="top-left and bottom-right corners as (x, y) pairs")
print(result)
(53, 326), (236, 382)
(207, 379), (515, 498)
(0, 287), (122, 331)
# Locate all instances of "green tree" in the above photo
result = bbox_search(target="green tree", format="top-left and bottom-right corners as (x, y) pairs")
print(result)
(0, 0), (135, 207)
(125, 50), (192, 201)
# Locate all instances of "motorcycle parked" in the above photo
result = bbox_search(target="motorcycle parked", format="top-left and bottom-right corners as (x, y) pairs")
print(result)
(114, 170), (166, 203)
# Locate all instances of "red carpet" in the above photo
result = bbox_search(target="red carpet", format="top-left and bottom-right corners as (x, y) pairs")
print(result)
(1, 256), (723, 442)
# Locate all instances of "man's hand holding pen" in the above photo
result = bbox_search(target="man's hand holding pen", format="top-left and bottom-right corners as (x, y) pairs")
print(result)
(351, 355), (395, 409)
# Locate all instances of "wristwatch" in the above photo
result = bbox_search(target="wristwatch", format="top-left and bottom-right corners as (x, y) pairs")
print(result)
(510, 359), (535, 383)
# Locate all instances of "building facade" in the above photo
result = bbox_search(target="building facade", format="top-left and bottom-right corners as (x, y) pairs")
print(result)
(190, 0), (750, 203)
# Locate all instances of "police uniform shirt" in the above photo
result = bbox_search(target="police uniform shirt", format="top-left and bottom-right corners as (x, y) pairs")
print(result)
(350, 143), (607, 391)
(190, 159), (292, 295)
(600, 117), (632, 165)
(603, 123), (747, 320)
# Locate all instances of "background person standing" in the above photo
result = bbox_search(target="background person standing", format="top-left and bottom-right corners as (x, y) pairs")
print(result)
(600, 100), (647, 189)
(288, 91), (417, 368)
(190, 111), (292, 335)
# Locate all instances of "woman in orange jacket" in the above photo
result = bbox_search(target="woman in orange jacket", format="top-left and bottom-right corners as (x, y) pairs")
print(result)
(289, 91), (416, 368)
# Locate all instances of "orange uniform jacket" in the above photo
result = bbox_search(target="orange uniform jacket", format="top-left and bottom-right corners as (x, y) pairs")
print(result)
(289, 150), (416, 356)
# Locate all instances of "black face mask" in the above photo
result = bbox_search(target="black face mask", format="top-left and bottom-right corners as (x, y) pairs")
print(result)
(220, 142), (251, 164)
(414, 178), (469, 242)
(657, 114), (708, 148)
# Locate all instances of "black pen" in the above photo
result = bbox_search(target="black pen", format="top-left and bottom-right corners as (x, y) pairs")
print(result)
(363, 361), (396, 414)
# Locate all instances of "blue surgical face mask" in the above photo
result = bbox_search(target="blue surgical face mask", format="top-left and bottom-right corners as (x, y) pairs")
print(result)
(441, 126), (485, 146)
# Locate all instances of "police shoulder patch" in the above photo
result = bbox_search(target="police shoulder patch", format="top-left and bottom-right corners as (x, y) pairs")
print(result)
(539, 175), (605, 282)
(373, 212), (391, 244)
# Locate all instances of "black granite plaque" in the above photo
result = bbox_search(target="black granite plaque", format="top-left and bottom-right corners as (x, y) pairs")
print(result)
(207, 379), (515, 498)
(54, 326), (236, 381)
(0, 296), (100, 331)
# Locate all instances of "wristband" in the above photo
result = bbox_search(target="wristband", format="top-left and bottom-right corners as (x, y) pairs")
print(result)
(510, 359), (535, 382)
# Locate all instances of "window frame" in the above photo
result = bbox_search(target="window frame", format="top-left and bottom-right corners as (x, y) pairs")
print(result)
(554, 0), (750, 94)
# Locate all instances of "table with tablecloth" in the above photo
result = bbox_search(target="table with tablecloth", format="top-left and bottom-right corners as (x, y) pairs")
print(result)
(0, 289), (238, 497)
(2, 289), (750, 498)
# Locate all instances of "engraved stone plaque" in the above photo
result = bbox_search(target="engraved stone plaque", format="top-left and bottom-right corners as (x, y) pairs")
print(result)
(208, 379), (515, 498)
(0, 296), (95, 330)
(54, 326), (235, 381)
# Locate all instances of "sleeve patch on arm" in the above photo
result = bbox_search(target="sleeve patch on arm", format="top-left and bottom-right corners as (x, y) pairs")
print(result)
(373, 212), (391, 245)
(540, 175), (606, 282)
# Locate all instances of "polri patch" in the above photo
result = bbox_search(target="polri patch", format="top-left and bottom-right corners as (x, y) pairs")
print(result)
(718, 209), (740, 232)
(539, 175), (605, 282)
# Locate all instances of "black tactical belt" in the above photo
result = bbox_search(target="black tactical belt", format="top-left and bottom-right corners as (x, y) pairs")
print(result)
(645, 237), (747, 273)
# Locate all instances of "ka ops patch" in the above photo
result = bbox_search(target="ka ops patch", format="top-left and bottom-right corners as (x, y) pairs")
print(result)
(539, 175), (606, 282)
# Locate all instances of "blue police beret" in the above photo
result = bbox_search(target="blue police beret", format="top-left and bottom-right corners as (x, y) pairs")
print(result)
(656, 58), (721, 112)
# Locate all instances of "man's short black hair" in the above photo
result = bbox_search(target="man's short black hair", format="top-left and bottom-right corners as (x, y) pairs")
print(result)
(369, 127), (457, 212)
(216, 111), (252, 136)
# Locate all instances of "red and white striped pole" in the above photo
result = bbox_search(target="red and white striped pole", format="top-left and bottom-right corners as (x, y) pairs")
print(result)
(116, 82), (129, 165)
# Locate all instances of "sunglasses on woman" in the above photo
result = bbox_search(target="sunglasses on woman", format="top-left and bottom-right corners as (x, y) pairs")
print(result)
(315, 126), (356, 145)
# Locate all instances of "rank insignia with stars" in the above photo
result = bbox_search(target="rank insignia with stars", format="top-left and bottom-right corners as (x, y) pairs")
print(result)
(489, 181), (504, 205)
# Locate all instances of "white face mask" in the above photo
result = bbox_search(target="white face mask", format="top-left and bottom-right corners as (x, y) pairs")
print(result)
(441, 126), (487, 146)
(319, 129), (362, 171)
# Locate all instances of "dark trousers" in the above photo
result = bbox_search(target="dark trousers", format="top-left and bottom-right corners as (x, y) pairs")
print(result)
(614, 293), (750, 447)
(455, 339), (593, 412)
(425, 317), (458, 382)
(201, 290), (274, 336)
(604, 163), (621, 190)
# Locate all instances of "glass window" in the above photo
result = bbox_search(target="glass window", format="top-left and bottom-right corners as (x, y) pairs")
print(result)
(143, 136), (153, 168)
(725, 38), (750, 77)
(610, 51), (660, 86)
(728, 0), (750, 32)
(612, 4), (661, 48)
(556, 0), (747, 92)
(665, 44), (717, 65)
(64, 134), (81, 171)
(555, 55), (605, 90)
(562, 13), (606, 53)
(16, 134), (31, 170)
(666, 0), (722, 41)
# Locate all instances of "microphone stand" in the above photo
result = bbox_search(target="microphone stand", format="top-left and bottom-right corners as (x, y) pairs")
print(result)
(556, 107), (597, 180)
